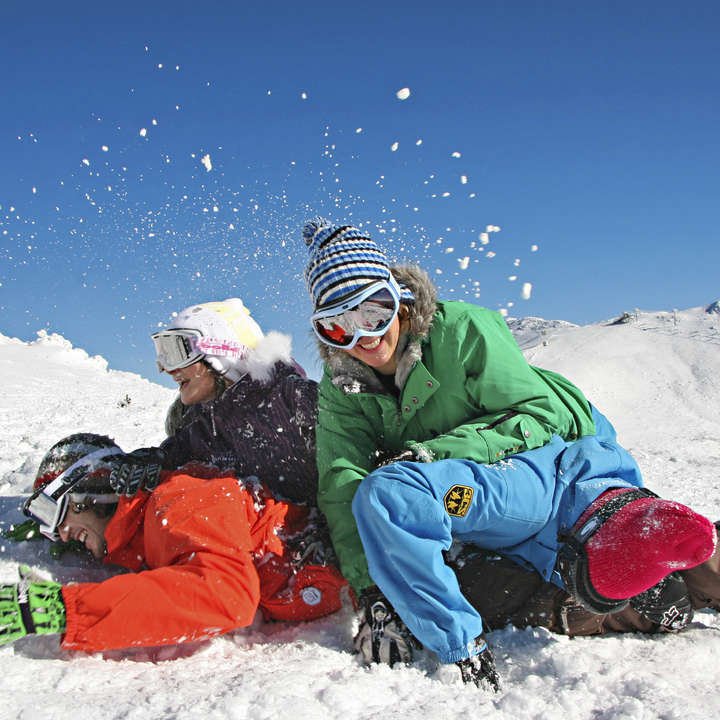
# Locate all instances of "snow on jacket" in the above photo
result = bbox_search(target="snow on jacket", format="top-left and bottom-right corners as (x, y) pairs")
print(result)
(160, 347), (319, 505)
(315, 264), (598, 592)
(61, 469), (346, 652)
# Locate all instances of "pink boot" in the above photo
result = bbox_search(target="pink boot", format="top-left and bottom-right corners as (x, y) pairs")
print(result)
(558, 488), (717, 613)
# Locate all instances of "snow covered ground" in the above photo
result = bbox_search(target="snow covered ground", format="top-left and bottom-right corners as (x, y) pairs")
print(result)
(1, 304), (719, 720)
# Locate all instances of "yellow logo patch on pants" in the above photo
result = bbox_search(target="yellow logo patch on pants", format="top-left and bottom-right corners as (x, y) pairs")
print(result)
(444, 485), (474, 517)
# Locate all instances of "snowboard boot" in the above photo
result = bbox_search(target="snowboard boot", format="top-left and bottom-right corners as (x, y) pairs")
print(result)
(558, 488), (717, 614)
(682, 521), (720, 612)
(629, 572), (694, 631)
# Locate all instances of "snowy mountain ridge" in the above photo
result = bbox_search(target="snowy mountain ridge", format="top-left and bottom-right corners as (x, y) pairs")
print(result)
(508, 300), (720, 352)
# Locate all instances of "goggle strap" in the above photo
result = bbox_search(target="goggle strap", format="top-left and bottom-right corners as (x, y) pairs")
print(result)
(41, 447), (124, 497)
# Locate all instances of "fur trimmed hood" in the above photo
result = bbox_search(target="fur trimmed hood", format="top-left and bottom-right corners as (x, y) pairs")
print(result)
(316, 264), (438, 393)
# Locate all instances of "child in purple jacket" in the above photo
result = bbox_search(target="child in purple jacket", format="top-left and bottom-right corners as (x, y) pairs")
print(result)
(113, 298), (319, 506)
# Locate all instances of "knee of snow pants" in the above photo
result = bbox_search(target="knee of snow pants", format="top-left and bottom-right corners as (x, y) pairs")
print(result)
(351, 442), (569, 663)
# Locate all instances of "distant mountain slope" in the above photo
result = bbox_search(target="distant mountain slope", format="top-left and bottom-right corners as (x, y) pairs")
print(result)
(505, 316), (578, 350)
(517, 304), (720, 514)
(0, 330), (174, 492)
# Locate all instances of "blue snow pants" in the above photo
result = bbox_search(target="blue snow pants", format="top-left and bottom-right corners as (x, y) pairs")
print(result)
(351, 407), (644, 663)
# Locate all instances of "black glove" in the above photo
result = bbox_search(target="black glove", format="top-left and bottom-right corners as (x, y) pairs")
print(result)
(456, 636), (501, 692)
(284, 514), (336, 568)
(353, 587), (418, 666)
(109, 448), (166, 496)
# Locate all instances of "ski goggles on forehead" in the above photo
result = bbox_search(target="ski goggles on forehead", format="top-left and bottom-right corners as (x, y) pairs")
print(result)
(152, 328), (204, 372)
(23, 447), (123, 541)
(311, 280), (400, 349)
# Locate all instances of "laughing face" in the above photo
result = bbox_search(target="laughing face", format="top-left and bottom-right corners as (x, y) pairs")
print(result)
(58, 506), (112, 560)
(169, 360), (218, 405)
(346, 314), (401, 375)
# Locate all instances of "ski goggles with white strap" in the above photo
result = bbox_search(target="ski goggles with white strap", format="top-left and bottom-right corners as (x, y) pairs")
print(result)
(23, 447), (123, 541)
(311, 279), (401, 349)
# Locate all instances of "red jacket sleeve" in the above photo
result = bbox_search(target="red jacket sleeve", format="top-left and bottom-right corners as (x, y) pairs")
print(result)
(61, 474), (287, 652)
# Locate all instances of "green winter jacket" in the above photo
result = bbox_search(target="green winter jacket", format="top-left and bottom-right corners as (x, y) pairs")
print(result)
(315, 265), (596, 593)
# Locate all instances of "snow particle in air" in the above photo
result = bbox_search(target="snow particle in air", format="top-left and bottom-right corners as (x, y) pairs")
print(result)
(391, 142), (399, 152)
(139, 128), (147, 137)
(460, 175), (468, 184)
(101, 145), (109, 152)
(451, 152), (461, 158)
(522, 282), (533, 300)
(356, 128), (363, 134)
(396, 88), (411, 100)
(459, 257), (470, 270)
(201, 154), (212, 172)
(531, 244), (539, 252)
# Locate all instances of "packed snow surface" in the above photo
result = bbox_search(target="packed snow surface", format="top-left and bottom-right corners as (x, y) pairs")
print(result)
(1, 304), (719, 719)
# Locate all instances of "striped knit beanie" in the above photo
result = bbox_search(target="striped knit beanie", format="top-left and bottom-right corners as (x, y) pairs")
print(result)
(303, 217), (414, 310)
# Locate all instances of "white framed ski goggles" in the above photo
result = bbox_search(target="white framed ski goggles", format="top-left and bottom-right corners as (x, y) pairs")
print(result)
(23, 447), (123, 541)
(152, 328), (249, 373)
(151, 328), (205, 372)
(311, 279), (401, 349)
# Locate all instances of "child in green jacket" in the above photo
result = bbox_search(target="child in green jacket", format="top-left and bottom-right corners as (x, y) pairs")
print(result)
(302, 217), (719, 691)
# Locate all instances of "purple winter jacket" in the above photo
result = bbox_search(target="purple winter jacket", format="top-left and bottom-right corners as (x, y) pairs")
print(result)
(159, 361), (319, 505)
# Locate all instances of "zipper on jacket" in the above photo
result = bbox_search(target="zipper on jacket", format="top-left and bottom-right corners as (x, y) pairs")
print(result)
(477, 410), (519, 431)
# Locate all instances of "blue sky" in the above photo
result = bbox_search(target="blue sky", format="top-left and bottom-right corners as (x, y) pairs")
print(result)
(2, 0), (718, 384)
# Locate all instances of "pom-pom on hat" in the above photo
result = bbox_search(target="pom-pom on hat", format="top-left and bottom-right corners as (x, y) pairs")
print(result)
(303, 217), (414, 310)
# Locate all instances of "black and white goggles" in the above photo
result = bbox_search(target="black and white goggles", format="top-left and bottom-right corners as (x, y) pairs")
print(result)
(311, 279), (401, 349)
(23, 447), (123, 541)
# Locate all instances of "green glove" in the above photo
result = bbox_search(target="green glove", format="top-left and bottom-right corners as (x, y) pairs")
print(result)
(0, 568), (66, 645)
